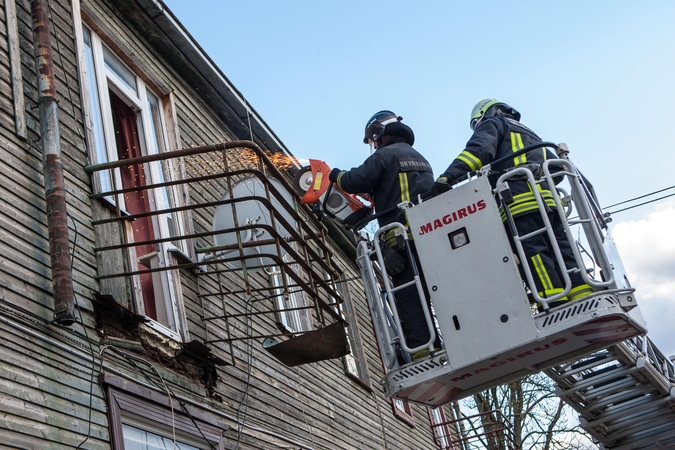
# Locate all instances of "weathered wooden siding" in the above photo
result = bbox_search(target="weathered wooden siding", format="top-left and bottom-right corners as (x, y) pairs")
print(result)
(0, 0), (108, 448)
(0, 0), (453, 448)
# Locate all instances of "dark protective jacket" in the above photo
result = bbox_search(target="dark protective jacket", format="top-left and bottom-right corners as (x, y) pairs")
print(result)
(438, 114), (559, 218)
(334, 138), (434, 228)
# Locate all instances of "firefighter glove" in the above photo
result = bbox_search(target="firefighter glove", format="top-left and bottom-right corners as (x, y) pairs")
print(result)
(329, 168), (342, 183)
(431, 176), (451, 196)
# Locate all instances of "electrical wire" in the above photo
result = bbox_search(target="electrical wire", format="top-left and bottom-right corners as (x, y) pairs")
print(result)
(603, 184), (675, 210)
(568, 184), (675, 220)
(143, 361), (176, 450)
(73, 293), (98, 450)
(233, 292), (267, 450)
(100, 346), (178, 448)
(605, 191), (675, 216)
(295, 366), (316, 449)
(65, 208), (213, 449)
(62, 209), (99, 450)
(112, 350), (217, 450)
(245, 99), (254, 143)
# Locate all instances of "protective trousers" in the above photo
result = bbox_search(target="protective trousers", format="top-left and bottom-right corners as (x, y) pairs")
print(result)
(509, 212), (593, 303)
(390, 241), (439, 350)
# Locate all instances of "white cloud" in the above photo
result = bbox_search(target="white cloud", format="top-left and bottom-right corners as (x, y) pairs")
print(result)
(611, 197), (675, 357)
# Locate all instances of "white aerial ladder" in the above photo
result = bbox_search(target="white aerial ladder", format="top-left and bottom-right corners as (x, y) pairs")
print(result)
(355, 142), (675, 449)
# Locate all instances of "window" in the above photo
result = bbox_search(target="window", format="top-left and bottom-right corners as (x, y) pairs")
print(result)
(122, 424), (201, 450)
(336, 278), (372, 389)
(82, 26), (187, 340)
(105, 379), (226, 450)
(270, 253), (312, 334)
(429, 407), (452, 449)
(393, 398), (415, 426)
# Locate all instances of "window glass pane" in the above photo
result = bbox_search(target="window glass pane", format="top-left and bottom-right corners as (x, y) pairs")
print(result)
(146, 93), (165, 154)
(337, 279), (370, 386)
(271, 256), (311, 333)
(103, 45), (137, 95)
(83, 27), (112, 192)
(430, 408), (450, 447)
(146, 92), (175, 239)
(122, 423), (202, 450)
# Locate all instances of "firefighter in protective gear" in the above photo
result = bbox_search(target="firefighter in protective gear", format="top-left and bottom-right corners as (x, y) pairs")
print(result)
(433, 99), (593, 305)
(329, 111), (440, 356)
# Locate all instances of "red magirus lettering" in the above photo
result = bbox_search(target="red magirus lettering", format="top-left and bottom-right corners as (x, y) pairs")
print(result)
(419, 198), (489, 235)
(446, 337), (570, 390)
(451, 373), (473, 382)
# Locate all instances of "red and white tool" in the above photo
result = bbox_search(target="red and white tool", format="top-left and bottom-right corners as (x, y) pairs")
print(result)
(293, 159), (371, 225)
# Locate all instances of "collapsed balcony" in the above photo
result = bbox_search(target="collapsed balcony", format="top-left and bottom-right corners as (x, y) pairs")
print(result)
(85, 140), (349, 367)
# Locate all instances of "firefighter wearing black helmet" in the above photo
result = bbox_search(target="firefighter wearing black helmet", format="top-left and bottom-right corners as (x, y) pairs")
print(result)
(330, 111), (433, 230)
(432, 99), (593, 305)
(329, 111), (440, 357)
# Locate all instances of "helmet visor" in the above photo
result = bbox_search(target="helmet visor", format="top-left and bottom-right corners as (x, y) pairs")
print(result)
(363, 122), (386, 144)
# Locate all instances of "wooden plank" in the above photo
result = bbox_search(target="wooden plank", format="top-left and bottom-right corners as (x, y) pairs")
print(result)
(0, 359), (106, 422)
(0, 399), (109, 449)
(0, 424), (109, 450)
(4, 0), (26, 139)
(81, 0), (171, 96)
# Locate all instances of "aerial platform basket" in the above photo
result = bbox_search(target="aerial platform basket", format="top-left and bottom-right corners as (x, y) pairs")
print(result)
(384, 291), (645, 407)
(357, 149), (647, 408)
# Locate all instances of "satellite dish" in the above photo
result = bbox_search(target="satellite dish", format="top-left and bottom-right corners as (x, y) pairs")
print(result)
(212, 177), (296, 272)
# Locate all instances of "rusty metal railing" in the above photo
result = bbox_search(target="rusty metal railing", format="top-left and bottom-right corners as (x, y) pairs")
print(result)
(85, 140), (347, 365)
(432, 408), (516, 450)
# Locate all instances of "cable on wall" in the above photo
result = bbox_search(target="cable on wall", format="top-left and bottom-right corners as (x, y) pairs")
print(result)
(233, 292), (267, 450)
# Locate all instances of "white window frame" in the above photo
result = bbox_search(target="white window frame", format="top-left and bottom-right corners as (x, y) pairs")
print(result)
(81, 24), (188, 342)
(270, 252), (312, 334)
(393, 397), (415, 426)
(429, 406), (452, 449)
(329, 270), (371, 389)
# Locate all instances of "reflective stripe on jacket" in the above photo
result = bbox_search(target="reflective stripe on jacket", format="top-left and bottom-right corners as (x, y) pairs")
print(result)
(335, 139), (434, 228)
(439, 115), (559, 218)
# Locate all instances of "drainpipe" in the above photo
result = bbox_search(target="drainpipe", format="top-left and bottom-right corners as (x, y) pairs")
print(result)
(31, 0), (75, 325)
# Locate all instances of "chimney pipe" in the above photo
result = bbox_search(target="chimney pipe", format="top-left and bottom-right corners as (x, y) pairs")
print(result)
(30, 0), (75, 325)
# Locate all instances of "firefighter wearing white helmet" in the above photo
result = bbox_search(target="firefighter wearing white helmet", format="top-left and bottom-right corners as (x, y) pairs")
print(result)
(329, 111), (441, 357)
(432, 99), (593, 305)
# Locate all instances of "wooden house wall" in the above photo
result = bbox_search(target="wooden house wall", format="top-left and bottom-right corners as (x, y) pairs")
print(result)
(0, 0), (454, 448)
(0, 0), (109, 448)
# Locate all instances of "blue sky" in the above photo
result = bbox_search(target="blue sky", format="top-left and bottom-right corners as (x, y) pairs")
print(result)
(164, 1), (675, 356)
